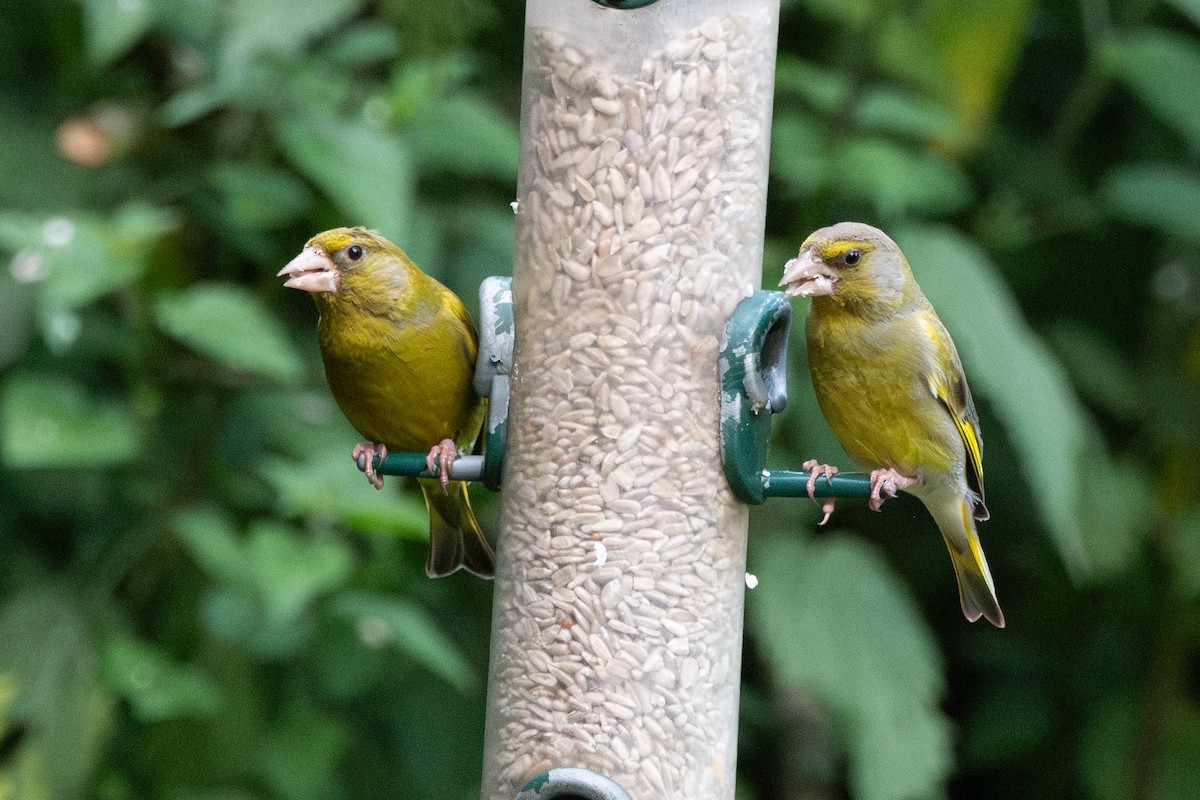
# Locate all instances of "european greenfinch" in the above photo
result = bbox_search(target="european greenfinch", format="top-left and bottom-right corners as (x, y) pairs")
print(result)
(279, 227), (495, 579)
(781, 222), (1003, 627)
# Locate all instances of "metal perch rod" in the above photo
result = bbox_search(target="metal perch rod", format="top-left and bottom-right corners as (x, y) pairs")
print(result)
(366, 452), (486, 482)
(763, 471), (872, 498)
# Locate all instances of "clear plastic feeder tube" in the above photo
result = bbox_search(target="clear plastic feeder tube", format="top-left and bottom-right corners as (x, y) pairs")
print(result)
(482, 1), (780, 798)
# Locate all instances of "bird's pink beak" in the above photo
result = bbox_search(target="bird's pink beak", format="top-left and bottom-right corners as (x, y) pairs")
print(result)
(780, 250), (837, 298)
(278, 246), (340, 294)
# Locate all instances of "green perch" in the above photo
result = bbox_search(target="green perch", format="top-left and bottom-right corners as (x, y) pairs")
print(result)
(762, 469), (871, 499)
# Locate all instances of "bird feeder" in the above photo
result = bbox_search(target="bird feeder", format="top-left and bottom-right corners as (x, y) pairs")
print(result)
(350, 1), (879, 795)
(480, 1), (781, 797)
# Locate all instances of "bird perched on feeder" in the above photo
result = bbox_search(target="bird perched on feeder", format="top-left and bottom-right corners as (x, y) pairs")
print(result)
(279, 227), (495, 579)
(781, 222), (1003, 627)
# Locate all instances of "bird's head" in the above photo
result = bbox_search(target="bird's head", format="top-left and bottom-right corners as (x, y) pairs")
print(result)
(780, 222), (915, 314)
(278, 227), (408, 300)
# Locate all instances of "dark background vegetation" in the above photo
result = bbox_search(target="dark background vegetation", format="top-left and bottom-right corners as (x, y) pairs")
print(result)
(2, 0), (1199, 797)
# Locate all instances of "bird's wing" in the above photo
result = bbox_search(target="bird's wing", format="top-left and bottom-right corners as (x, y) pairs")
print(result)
(920, 315), (988, 520)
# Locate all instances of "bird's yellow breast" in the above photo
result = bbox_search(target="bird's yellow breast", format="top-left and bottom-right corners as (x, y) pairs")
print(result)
(317, 290), (480, 452)
(806, 303), (959, 478)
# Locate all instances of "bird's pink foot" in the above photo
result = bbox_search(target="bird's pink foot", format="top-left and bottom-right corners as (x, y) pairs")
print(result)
(802, 459), (839, 526)
(353, 442), (388, 489)
(867, 467), (916, 511)
(426, 439), (458, 490)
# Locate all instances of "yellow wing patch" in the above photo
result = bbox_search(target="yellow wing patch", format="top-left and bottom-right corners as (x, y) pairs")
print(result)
(950, 402), (984, 488)
(921, 317), (986, 512)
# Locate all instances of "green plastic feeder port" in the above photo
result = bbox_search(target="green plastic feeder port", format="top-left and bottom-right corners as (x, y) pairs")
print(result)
(516, 768), (632, 800)
(719, 292), (873, 503)
(719, 291), (792, 504)
(364, 276), (512, 489)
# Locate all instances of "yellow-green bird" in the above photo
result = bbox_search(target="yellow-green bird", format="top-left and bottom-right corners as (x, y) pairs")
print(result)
(781, 222), (1004, 627)
(279, 227), (494, 579)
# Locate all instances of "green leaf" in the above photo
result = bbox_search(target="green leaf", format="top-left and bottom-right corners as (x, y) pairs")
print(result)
(244, 520), (355, 625)
(916, 0), (1037, 149)
(0, 213), (126, 312)
(1165, 0), (1200, 29)
(1080, 696), (1200, 800)
(1105, 28), (1200, 153)
(230, 388), (429, 537)
(159, 83), (236, 128)
(1157, 706), (1200, 800)
(831, 137), (973, 218)
(853, 87), (966, 148)
(408, 93), (519, 180)
(323, 21), (401, 67)
(0, 106), (88, 210)
(0, 372), (140, 467)
(0, 268), (35, 369)
(1079, 696), (1139, 800)
(208, 162), (314, 230)
(101, 635), (222, 722)
(1099, 162), (1200, 242)
(1164, 508), (1200, 600)
(874, 15), (945, 103)
(154, 282), (304, 383)
(444, 197), (515, 274)
(330, 591), (475, 692)
(770, 111), (828, 195)
(276, 114), (414, 244)
(173, 508), (355, 644)
(223, 0), (365, 65)
(376, 0), (498, 49)
(259, 452), (430, 538)
(172, 506), (257, 591)
(798, 0), (875, 31)
(0, 205), (176, 313)
(896, 225), (1125, 579)
(39, 216), (135, 310)
(257, 702), (348, 800)
(773, 56), (849, 112)
(390, 53), (476, 122)
(81, 0), (154, 66)
(1047, 319), (1144, 420)
(0, 585), (113, 800)
(750, 534), (951, 800)
(1076, 447), (1151, 577)
(961, 681), (1054, 768)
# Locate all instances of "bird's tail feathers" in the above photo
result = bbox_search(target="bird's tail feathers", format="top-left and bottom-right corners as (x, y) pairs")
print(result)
(420, 479), (495, 579)
(929, 495), (1005, 628)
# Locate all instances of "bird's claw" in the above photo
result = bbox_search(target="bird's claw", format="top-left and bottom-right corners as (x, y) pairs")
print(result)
(867, 467), (916, 512)
(352, 442), (387, 490)
(426, 439), (458, 491)
(802, 459), (839, 526)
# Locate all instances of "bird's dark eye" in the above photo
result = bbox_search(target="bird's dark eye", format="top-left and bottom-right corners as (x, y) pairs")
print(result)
(843, 249), (861, 266)
(347, 244), (364, 261)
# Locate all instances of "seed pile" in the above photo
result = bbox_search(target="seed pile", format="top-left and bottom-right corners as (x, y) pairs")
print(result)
(484, 8), (776, 799)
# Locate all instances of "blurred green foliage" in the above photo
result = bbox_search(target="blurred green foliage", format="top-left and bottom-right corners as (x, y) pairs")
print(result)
(0, 0), (1198, 798)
